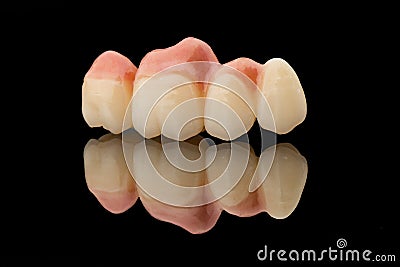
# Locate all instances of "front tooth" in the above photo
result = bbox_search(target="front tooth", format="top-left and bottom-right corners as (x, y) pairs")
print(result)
(205, 58), (259, 141)
(257, 58), (307, 134)
(82, 51), (137, 134)
(83, 133), (138, 214)
(258, 143), (308, 219)
(132, 74), (204, 141)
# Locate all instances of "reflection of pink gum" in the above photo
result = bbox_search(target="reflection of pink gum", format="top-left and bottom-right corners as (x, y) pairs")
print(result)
(89, 188), (138, 214)
(139, 190), (222, 234)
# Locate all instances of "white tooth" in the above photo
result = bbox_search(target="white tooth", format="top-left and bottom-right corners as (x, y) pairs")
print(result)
(132, 74), (204, 141)
(130, 78), (160, 139)
(83, 134), (138, 214)
(82, 78), (133, 134)
(206, 142), (259, 215)
(130, 137), (206, 207)
(257, 58), (307, 134)
(205, 71), (256, 140)
(258, 143), (308, 219)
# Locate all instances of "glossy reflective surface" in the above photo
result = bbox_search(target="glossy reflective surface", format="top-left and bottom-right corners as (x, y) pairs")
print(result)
(83, 131), (308, 234)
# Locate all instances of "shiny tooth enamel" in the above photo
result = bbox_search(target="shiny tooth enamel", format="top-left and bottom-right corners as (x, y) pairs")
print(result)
(204, 70), (257, 141)
(257, 58), (307, 134)
(82, 41), (308, 140)
(82, 79), (133, 133)
(131, 73), (204, 141)
(82, 51), (137, 134)
(131, 37), (218, 141)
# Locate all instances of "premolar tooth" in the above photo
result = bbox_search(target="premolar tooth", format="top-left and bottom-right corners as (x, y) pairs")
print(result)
(82, 51), (137, 134)
(83, 134), (138, 214)
(258, 143), (308, 219)
(205, 58), (260, 140)
(257, 58), (307, 134)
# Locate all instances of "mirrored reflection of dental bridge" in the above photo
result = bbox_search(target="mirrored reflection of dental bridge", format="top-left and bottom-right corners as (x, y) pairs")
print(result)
(83, 130), (308, 234)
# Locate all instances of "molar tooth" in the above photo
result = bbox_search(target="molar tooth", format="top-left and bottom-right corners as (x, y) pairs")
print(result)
(82, 51), (137, 134)
(132, 37), (218, 141)
(83, 134), (138, 214)
(257, 58), (307, 134)
(132, 74), (204, 140)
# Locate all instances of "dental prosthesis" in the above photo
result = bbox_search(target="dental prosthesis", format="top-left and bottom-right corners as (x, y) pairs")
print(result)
(82, 37), (307, 140)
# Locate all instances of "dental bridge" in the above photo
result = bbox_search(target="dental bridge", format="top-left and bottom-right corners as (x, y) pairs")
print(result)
(82, 37), (307, 141)
(83, 130), (308, 234)
(82, 37), (308, 233)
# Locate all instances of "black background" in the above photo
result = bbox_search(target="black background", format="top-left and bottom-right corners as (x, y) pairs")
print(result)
(5, 3), (398, 266)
